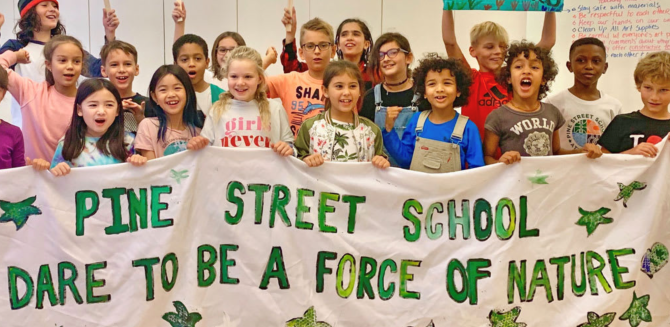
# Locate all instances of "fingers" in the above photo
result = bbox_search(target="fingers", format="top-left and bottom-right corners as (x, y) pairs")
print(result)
(583, 144), (602, 159)
(638, 143), (658, 158)
(271, 142), (293, 157)
(187, 136), (209, 150)
(27, 157), (50, 171)
(50, 163), (71, 177)
(127, 154), (148, 166)
(304, 154), (324, 167)
(372, 156), (391, 169)
(499, 151), (521, 165)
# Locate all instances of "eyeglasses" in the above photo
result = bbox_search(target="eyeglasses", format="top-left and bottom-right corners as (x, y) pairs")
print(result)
(301, 42), (332, 52)
(217, 47), (235, 55)
(379, 48), (409, 60)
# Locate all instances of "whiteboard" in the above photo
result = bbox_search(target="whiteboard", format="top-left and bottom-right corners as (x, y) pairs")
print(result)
(533, 0), (670, 113)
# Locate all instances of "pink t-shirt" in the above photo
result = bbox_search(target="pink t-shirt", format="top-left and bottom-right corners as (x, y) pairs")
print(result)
(266, 71), (325, 137)
(0, 51), (75, 160)
(135, 118), (200, 158)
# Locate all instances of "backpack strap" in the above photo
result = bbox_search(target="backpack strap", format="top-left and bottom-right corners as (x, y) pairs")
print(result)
(410, 92), (421, 107)
(451, 114), (469, 142)
(374, 84), (383, 108)
(415, 110), (431, 135)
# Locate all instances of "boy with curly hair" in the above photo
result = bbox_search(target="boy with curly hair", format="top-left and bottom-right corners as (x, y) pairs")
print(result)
(599, 51), (670, 157)
(382, 54), (484, 173)
(484, 41), (601, 165)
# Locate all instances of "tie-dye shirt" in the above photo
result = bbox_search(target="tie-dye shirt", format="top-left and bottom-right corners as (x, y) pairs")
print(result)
(50, 132), (135, 168)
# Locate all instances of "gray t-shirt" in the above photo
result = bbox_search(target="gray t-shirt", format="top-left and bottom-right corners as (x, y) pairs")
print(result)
(485, 103), (566, 156)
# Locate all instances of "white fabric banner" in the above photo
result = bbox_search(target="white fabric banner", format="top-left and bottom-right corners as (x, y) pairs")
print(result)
(0, 142), (669, 327)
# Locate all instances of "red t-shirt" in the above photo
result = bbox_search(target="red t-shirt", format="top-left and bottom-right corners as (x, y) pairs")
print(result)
(461, 69), (509, 141)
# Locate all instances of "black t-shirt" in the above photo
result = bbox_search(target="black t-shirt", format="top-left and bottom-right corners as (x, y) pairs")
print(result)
(598, 111), (670, 153)
(360, 86), (430, 121)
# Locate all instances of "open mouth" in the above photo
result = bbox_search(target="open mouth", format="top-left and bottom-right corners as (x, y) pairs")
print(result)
(234, 88), (248, 93)
(339, 99), (353, 104)
(63, 73), (75, 80)
(94, 118), (106, 126)
(166, 100), (180, 106)
(46, 14), (57, 19)
(344, 42), (356, 49)
(382, 62), (395, 70)
(116, 76), (129, 83)
(520, 78), (533, 90)
(434, 95), (448, 102)
(188, 71), (197, 78)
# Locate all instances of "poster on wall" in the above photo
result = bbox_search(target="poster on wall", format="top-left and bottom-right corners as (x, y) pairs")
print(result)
(0, 143), (668, 326)
(443, 0), (564, 11)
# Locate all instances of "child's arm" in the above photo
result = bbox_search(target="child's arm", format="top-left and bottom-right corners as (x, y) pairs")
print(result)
(381, 110), (416, 169)
(483, 130), (520, 165)
(271, 105), (296, 156)
(536, 12), (557, 50)
(103, 8), (120, 42)
(621, 143), (659, 158)
(279, 6), (308, 73)
(127, 154), (148, 166)
(173, 1), (186, 43)
(0, 50), (40, 106)
(441, 10), (469, 67)
(12, 131), (26, 168)
(263, 47), (278, 70)
(464, 122), (485, 169)
(139, 150), (157, 160)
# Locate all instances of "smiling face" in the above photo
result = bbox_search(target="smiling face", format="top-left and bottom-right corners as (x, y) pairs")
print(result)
(78, 88), (119, 138)
(227, 59), (262, 102)
(151, 74), (187, 117)
(176, 43), (210, 86)
(216, 37), (238, 69)
(639, 77), (670, 115)
(568, 44), (608, 87)
(46, 43), (83, 88)
(35, 1), (59, 31)
(424, 69), (460, 111)
(102, 49), (139, 96)
(324, 72), (361, 115)
(379, 41), (412, 80)
(299, 30), (335, 73)
(509, 51), (544, 101)
(338, 22), (369, 60)
(470, 35), (507, 73)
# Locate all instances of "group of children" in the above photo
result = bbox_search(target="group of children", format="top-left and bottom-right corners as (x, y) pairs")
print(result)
(0, 0), (669, 176)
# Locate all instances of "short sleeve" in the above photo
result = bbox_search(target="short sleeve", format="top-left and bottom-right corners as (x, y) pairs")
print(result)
(50, 140), (69, 169)
(134, 119), (157, 152)
(266, 75), (284, 99)
(598, 116), (623, 153)
(199, 116), (216, 142)
(463, 120), (485, 169)
(484, 108), (502, 136)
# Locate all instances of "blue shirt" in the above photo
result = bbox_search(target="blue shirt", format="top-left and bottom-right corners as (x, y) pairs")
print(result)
(51, 132), (135, 168)
(382, 111), (485, 170)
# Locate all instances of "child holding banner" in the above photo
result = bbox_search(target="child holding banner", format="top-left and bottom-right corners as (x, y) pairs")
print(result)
(598, 52), (670, 157)
(0, 0), (119, 127)
(29, 79), (147, 176)
(441, 7), (555, 141)
(0, 36), (89, 162)
(484, 41), (601, 165)
(295, 61), (389, 169)
(382, 54), (484, 173)
(187, 47), (294, 155)
(135, 65), (201, 159)
(0, 68), (25, 170)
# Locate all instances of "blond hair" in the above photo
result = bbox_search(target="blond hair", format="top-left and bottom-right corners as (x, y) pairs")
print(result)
(300, 18), (335, 46)
(210, 46), (271, 131)
(470, 21), (509, 46)
(634, 51), (670, 87)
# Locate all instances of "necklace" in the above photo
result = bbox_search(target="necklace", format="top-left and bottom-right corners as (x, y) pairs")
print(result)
(384, 76), (409, 87)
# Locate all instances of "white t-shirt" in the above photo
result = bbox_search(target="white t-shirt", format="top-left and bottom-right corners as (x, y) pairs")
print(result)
(545, 89), (623, 151)
(200, 99), (293, 148)
(196, 87), (213, 117)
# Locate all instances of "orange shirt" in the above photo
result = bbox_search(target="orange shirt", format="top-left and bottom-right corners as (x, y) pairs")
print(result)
(267, 71), (325, 136)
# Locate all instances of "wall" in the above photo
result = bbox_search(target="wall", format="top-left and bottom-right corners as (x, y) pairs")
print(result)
(0, 0), (543, 123)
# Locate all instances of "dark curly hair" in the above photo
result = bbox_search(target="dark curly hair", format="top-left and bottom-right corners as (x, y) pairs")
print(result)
(497, 40), (558, 100)
(412, 54), (472, 108)
(15, 6), (66, 46)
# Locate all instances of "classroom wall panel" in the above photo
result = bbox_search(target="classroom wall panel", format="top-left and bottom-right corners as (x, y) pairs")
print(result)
(309, 0), (383, 47)
(238, 0), (311, 77)
(162, 0), (237, 65)
(381, 0), (444, 69)
(89, 0), (165, 95)
(59, 0), (91, 53)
